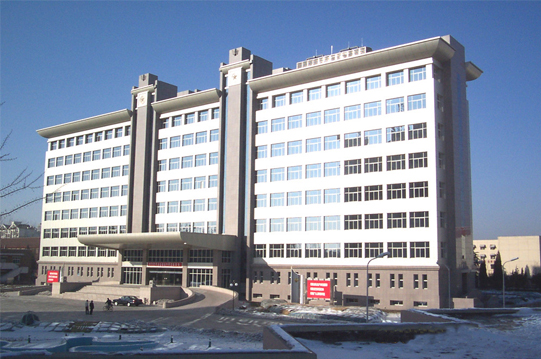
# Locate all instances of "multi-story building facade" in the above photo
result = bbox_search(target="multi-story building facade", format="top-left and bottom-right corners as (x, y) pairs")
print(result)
(36, 35), (481, 309)
(0, 221), (40, 238)
(475, 236), (541, 276)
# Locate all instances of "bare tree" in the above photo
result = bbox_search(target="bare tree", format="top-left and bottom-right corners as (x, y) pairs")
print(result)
(0, 130), (44, 218)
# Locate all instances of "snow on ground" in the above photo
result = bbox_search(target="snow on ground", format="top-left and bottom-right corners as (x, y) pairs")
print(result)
(2, 305), (541, 358)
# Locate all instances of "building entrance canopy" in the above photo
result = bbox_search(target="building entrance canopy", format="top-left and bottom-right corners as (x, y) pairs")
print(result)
(78, 232), (238, 251)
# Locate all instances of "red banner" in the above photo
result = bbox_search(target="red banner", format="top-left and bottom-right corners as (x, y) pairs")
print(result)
(47, 270), (60, 283)
(307, 280), (331, 299)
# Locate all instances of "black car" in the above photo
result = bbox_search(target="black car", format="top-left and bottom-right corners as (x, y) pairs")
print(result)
(112, 296), (143, 307)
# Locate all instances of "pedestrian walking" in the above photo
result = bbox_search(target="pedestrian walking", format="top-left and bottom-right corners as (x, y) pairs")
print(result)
(89, 300), (94, 315)
(85, 300), (89, 315)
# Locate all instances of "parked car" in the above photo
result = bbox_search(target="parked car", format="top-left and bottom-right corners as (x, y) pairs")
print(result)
(112, 296), (143, 307)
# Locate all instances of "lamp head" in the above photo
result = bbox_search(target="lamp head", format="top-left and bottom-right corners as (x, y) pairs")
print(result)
(510, 257), (519, 262)
(377, 251), (391, 258)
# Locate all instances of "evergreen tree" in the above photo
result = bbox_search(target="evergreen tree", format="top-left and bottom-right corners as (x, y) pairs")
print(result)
(491, 252), (503, 290)
(478, 261), (488, 289)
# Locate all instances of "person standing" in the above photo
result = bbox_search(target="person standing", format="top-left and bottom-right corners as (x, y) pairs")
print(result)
(89, 300), (94, 315)
(85, 300), (89, 315)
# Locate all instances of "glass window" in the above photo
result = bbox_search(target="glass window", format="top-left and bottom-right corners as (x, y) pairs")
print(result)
(366, 75), (381, 90)
(365, 185), (382, 201)
(308, 87), (321, 101)
(256, 145), (267, 159)
(195, 154), (206, 167)
(324, 135), (340, 150)
(271, 143), (285, 157)
(170, 136), (181, 148)
(212, 108), (220, 119)
(181, 178), (192, 190)
(210, 129), (219, 142)
(198, 110), (208, 122)
(306, 163), (321, 178)
(388, 213), (407, 229)
(287, 220), (302, 233)
(409, 152), (428, 168)
(73, 153), (81, 164)
(288, 115), (302, 129)
(386, 126), (405, 142)
(209, 152), (218, 165)
(256, 194), (267, 208)
(324, 188), (340, 203)
(326, 83), (340, 97)
(169, 157), (180, 170)
(409, 181), (429, 198)
(167, 201), (179, 213)
(270, 218), (285, 232)
(105, 129), (113, 140)
(386, 154), (406, 171)
(344, 105), (361, 121)
(365, 214), (383, 230)
(258, 98), (268, 110)
(290, 91), (303, 104)
(208, 198), (217, 211)
(194, 199), (205, 212)
(287, 191), (302, 206)
(344, 159), (361, 175)
(181, 156), (193, 168)
(305, 217), (321, 231)
(305, 190), (321, 205)
(306, 138), (321, 152)
(208, 175), (218, 188)
(287, 166), (302, 180)
(182, 134), (194, 146)
(196, 131), (207, 144)
(194, 176), (206, 189)
(364, 101), (381, 117)
(256, 170), (267, 183)
(409, 66), (426, 82)
(364, 129), (382, 145)
(345, 215), (362, 230)
(324, 108), (340, 124)
(101, 168), (110, 179)
(271, 118), (285, 132)
(185, 113), (195, 124)
(365, 157), (382, 173)
(408, 123), (427, 139)
(180, 200), (191, 212)
(257, 121), (268, 134)
(168, 179), (179, 192)
(159, 138), (167, 150)
(344, 132), (361, 148)
(306, 112), (321, 127)
(255, 219), (266, 233)
(287, 140), (302, 155)
(410, 241), (430, 257)
(270, 193), (284, 207)
(324, 162), (340, 177)
(387, 71), (404, 86)
(408, 94), (426, 111)
(346, 79), (360, 93)
(273, 94), (286, 107)
(95, 132), (103, 142)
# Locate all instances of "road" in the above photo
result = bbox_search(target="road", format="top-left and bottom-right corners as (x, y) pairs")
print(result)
(0, 288), (292, 333)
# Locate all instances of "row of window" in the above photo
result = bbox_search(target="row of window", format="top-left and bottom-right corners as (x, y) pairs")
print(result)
(45, 185), (129, 203)
(254, 241), (430, 259)
(123, 249), (217, 263)
(158, 152), (218, 171)
(255, 182), (432, 207)
(254, 212), (431, 233)
(157, 175), (218, 192)
(47, 145), (130, 168)
(255, 152), (428, 182)
(259, 67), (427, 110)
(41, 265), (116, 279)
(158, 130), (219, 150)
(160, 108), (220, 129)
(44, 205), (128, 221)
(156, 198), (217, 213)
(155, 221), (217, 234)
(42, 246), (117, 257)
(257, 124), (431, 161)
(43, 225), (127, 238)
(257, 95), (426, 135)
(49, 125), (131, 151)
(46, 165), (129, 186)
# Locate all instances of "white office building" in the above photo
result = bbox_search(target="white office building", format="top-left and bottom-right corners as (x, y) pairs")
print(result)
(37, 35), (481, 309)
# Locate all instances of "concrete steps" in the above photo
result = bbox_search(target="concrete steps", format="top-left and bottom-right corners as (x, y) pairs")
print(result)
(61, 283), (142, 303)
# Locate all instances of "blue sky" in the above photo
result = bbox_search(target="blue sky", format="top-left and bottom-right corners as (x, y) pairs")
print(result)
(1, 1), (540, 239)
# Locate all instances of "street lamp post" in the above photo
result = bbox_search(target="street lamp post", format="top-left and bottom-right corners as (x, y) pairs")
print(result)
(502, 257), (519, 308)
(366, 251), (390, 322)
(229, 281), (238, 310)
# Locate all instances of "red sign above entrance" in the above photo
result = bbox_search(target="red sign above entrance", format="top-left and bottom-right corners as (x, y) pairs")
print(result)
(147, 262), (182, 267)
(47, 270), (60, 283)
(307, 280), (331, 299)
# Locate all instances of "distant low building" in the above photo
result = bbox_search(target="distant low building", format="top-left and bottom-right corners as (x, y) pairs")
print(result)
(474, 236), (541, 276)
(0, 221), (40, 238)
(0, 237), (40, 284)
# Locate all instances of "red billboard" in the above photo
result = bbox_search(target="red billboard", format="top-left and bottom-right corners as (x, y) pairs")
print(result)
(47, 270), (60, 283)
(307, 280), (331, 299)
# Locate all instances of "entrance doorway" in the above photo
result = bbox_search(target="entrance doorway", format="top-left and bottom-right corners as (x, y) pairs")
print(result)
(148, 269), (183, 286)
